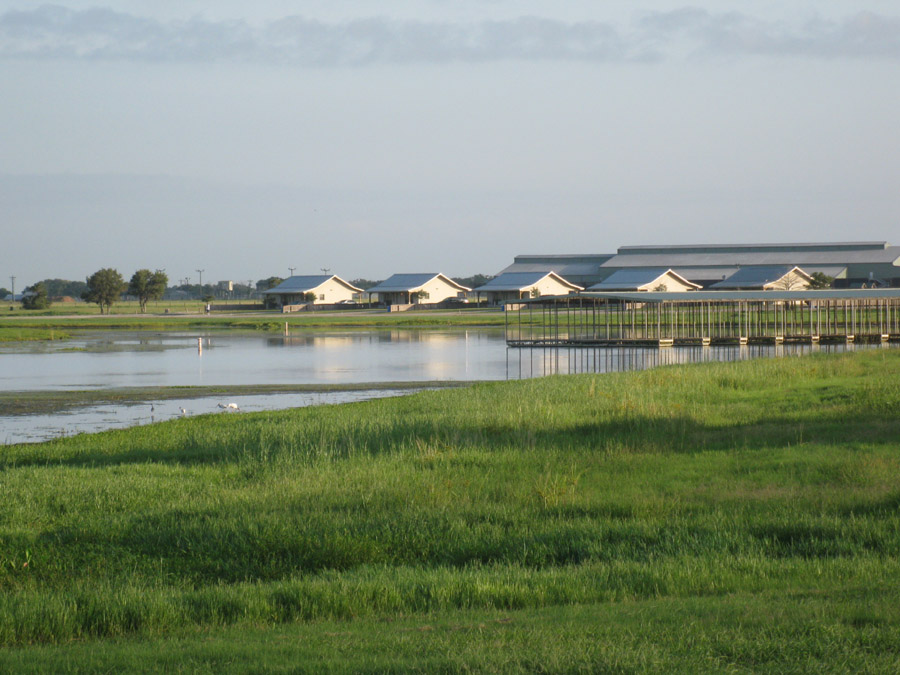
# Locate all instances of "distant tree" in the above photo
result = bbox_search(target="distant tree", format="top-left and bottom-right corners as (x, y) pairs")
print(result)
(303, 292), (317, 303)
(529, 287), (541, 298)
(808, 272), (834, 289)
(257, 277), (284, 291)
(128, 269), (168, 313)
(351, 279), (382, 291)
(21, 282), (51, 310)
(257, 277), (284, 309)
(453, 274), (494, 289)
(0, 287), (10, 300)
(653, 284), (668, 292)
(82, 268), (126, 314)
(38, 278), (89, 298)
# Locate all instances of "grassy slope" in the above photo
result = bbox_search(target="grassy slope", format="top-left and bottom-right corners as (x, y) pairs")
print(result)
(1, 350), (899, 671)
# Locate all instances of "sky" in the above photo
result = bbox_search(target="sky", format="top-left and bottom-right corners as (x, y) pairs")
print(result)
(1, 1), (899, 287)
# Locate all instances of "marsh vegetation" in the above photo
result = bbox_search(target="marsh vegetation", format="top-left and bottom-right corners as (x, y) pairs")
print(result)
(1, 350), (899, 671)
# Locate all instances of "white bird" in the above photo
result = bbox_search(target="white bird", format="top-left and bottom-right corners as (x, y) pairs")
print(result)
(218, 402), (240, 411)
(179, 407), (187, 416)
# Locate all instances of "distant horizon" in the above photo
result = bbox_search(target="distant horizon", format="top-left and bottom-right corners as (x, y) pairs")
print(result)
(6, 236), (899, 291)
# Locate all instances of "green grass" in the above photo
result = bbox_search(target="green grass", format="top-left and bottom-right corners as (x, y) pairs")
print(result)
(0, 326), (71, 342)
(1, 349), (900, 670)
(0, 306), (508, 334)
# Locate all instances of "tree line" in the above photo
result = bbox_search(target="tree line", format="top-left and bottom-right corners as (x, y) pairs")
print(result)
(10, 272), (501, 312)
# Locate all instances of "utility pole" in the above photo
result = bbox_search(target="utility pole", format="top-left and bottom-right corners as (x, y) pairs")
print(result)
(196, 269), (204, 289)
(320, 267), (330, 276)
(9, 276), (15, 303)
(288, 266), (296, 277)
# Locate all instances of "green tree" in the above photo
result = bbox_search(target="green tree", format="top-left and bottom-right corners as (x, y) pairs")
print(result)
(258, 277), (284, 309)
(21, 282), (51, 310)
(808, 272), (834, 289)
(128, 269), (168, 313)
(351, 278), (382, 290)
(257, 277), (284, 291)
(82, 268), (126, 314)
(453, 274), (493, 289)
(0, 287), (10, 300)
(303, 292), (318, 303)
(38, 278), (88, 298)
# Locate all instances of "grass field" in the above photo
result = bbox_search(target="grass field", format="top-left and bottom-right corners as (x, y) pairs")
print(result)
(0, 303), (507, 333)
(1, 349), (899, 671)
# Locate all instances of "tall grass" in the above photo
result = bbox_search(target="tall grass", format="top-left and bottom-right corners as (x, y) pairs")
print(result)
(0, 349), (899, 649)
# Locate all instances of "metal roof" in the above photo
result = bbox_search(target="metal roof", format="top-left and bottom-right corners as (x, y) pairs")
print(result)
(588, 267), (698, 290)
(512, 288), (900, 304)
(499, 262), (604, 276)
(366, 273), (470, 293)
(709, 266), (804, 289)
(513, 254), (615, 262)
(262, 275), (362, 294)
(475, 271), (581, 292)
(601, 246), (900, 268)
(617, 242), (889, 254)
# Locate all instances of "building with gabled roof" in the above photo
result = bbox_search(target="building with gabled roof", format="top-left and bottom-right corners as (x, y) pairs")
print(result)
(588, 268), (701, 292)
(474, 271), (582, 304)
(598, 242), (900, 287)
(496, 254), (615, 287)
(498, 242), (900, 289)
(262, 275), (363, 307)
(366, 274), (470, 306)
(710, 266), (813, 290)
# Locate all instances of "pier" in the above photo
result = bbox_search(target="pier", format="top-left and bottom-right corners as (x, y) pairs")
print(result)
(505, 289), (900, 348)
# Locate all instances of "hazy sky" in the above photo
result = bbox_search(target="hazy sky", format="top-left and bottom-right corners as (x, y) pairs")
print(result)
(2, 1), (899, 286)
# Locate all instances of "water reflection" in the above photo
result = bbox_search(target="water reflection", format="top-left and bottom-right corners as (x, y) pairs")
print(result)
(507, 341), (890, 378)
(0, 329), (508, 391)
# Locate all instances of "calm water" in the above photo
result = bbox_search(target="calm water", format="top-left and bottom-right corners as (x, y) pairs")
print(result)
(0, 328), (891, 444)
(0, 329), (509, 390)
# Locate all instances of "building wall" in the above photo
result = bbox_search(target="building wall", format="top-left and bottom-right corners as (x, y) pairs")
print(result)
(638, 273), (697, 292)
(482, 280), (578, 304)
(532, 276), (578, 297)
(762, 271), (810, 290)
(414, 278), (465, 304)
(311, 280), (358, 304)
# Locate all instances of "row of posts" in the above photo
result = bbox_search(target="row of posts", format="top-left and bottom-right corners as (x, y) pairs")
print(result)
(507, 297), (900, 346)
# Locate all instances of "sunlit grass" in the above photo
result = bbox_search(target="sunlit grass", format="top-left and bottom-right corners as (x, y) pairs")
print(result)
(1, 349), (899, 668)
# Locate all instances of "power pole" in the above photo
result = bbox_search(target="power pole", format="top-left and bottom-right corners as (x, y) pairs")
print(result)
(288, 266), (296, 277)
(320, 267), (330, 276)
(196, 269), (204, 289)
(9, 276), (14, 303)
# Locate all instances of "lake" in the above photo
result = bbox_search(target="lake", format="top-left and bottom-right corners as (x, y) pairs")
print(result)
(1, 328), (889, 443)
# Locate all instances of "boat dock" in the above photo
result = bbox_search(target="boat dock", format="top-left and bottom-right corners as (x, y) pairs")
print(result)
(505, 289), (900, 348)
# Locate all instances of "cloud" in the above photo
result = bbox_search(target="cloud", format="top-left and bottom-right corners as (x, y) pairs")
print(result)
(1, 5), (899, 65)
(642, 9), (900, 60)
